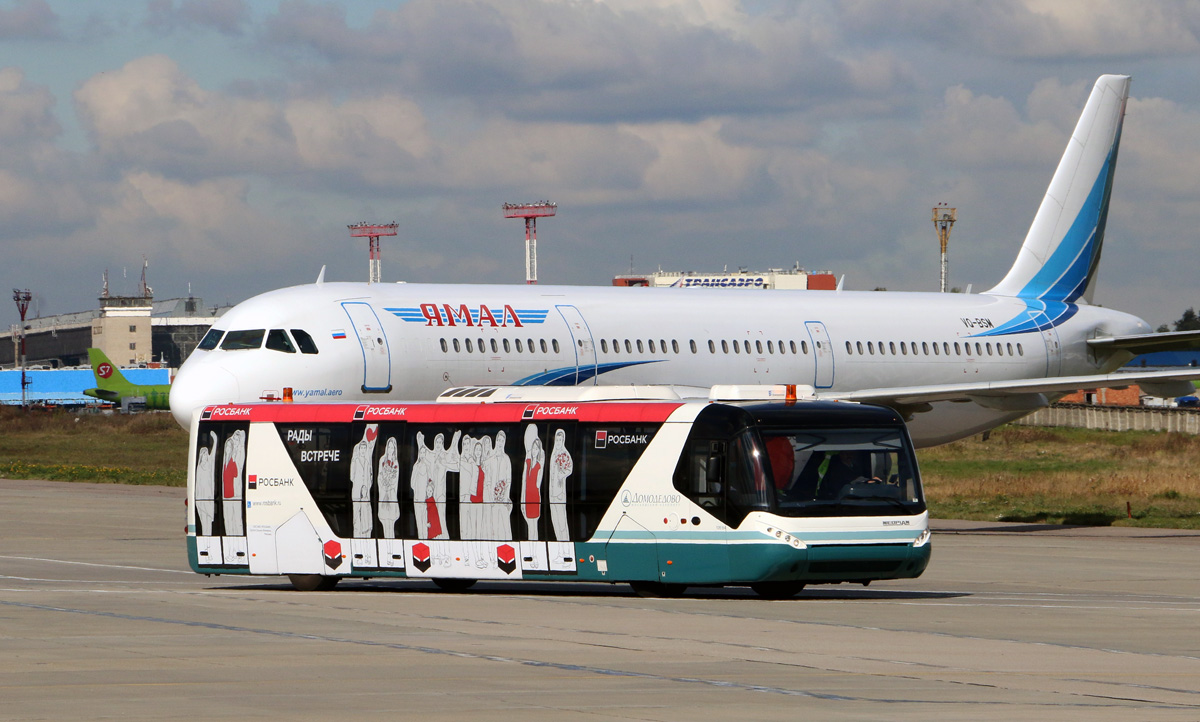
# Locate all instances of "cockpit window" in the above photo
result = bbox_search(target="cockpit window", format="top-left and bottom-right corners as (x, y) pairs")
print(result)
(197, 328), (224, 351)
(220, 329), (266, 350)
(291, 329), (319, 354)
(266, 329), (296, 353)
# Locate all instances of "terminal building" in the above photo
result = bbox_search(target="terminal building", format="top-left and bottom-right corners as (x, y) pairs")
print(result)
(613, 263), (837, 290)
(2, 291), (230, 371)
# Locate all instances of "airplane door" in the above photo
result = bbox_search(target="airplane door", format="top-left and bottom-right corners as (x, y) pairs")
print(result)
(556, 305), (598, 385)
(342, 302), (393, 393)
(805, 321), (835, 388)
(1028, 310), (1062, 377)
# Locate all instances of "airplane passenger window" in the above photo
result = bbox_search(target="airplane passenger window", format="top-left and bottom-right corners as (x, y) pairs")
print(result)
(625, 340), (632, 353)
(637, 340), (644, 353)
(552, 339), (560, 353)
(900, 342), (907, 355)
(721, 340), (729, 354)
(756, 341), (763, 355)
(478, 337), (485, 352)
(541, 339), (548, 353)
(490, 339), (498, 353)
(868, 342), (874, 355)
(943, 342), (950, 355)
(1017, 343), (1023, 355)
(996, 343), (1003, 356)
(672, 340), (680, 354)
(708, 340), (715, 353)
(220, 329), (265, 350)
(439, 338), (448, 353)
(454, 339), (461, 353)
(1008, 343), (1015, 355)
(987, 343), (993, 356)
(290, 329), (319, 354)
(600, 339), (608, 353)
(889, 342), (896, 355)
(198, 328), (224, 350)
(932, 343), (939, 356)
(503, 338), (511, 353)
(662, 339), (669, 353)
(975, 342), (982, 356)
(921, 342), (929, 355)
(516, 338), (524, 353)
(732, 340), (740, 354)
(953, 342), (960, 355)
(648, 340), (656, 353)
(856, 341), (863, 354)
(689, 340), (696, 354)
(767, 340), (775, 354)
(743, 341), (750, 354)
(466, 339), (474, 352)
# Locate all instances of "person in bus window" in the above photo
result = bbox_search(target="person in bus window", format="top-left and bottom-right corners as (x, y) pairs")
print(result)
(488, 430), (512, 540)
(548, 428), (572, 541)
(817, 450), (878, 499)
(221, 429), (246, 536)
(195, 431), (217, 536)
(350, 424), (379, 538)
(522, 424), (544, 540)
(377, 437), (400, 539)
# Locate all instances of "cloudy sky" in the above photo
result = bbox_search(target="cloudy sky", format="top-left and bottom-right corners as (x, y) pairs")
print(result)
(2, 0), (1200, 331)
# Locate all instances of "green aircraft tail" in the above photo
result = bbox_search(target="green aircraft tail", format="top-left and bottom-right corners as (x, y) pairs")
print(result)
(83, 348), (172, 410)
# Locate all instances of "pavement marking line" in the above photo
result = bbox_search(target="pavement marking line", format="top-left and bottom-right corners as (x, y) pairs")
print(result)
(0, 555), (191, 574)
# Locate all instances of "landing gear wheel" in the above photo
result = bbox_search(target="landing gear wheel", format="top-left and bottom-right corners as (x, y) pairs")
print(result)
(629, 581), (688, 598)
(750, 581), (805, 599)
(432, 578), (476, 592)
(288, 574), (340, 592)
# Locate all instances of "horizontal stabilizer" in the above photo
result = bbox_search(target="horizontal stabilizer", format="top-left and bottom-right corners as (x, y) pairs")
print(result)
(821, 368), (1200, 410)
(1087, 330), (1200, 355)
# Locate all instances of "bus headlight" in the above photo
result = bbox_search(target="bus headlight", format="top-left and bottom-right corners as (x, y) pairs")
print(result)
(913, 528), (931, 547)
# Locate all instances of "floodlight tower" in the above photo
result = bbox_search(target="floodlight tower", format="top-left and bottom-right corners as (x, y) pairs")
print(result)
(12, 288), (31, 408)
(932, 203), (957, 292)
(348, 222), (399, 284)
(503, 201), (557, 284)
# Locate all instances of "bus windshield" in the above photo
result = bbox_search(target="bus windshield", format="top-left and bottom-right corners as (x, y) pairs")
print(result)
(760, 428), (924, 517)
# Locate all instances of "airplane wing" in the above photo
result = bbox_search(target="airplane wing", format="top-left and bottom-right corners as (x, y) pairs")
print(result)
(1087, 330), (1200, 354)
(818, 368), (1200, 415)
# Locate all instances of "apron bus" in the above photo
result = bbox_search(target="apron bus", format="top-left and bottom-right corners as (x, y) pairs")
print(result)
(187, 386), (930, 598)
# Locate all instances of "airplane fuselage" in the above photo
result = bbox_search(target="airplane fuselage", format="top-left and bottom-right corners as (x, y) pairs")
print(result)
(169, 282), (1151, 446)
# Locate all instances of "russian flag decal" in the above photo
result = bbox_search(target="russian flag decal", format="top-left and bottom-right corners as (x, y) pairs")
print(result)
(332, 329), (347, 339)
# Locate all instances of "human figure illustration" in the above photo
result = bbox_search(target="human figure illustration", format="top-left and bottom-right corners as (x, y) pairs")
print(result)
(548, 428), (572, 541)
(220, 429), (246, 536)
(377, 437), (401, 539)
(521, 424), (544, 540)
(459, 437), (484, 539)
(429, 431), (460, 540)
(488, 430), (512, 540)
(410, 436), (433, 538)
(194, 431), (217, 536)
(350, 424), (379, 538)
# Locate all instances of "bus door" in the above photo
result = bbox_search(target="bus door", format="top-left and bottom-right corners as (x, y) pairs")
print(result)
(805, 321), (835, 388)
(556, 305), (597, 385)
(342, 301), (393, 393)
(192, 420), (250, 569)
(603, 515), (659, 581)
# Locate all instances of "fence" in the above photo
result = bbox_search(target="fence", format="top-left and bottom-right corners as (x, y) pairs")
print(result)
(1014, 404), (1200, 434)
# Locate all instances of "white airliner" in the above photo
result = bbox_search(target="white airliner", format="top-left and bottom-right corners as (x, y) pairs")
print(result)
(170, 75), (1200, 447)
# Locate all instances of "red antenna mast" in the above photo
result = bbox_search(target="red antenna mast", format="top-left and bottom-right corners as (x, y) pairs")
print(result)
(348, 222), (399, 284)
(503, 201), (556, 284)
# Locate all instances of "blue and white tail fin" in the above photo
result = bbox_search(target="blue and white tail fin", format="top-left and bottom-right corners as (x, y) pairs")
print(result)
(986, 74), (1130, 305)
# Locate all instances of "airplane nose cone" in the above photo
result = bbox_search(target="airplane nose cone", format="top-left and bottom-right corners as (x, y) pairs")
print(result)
(170, 365), (240, 428)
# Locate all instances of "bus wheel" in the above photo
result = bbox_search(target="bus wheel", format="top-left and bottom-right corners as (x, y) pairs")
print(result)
(750, 581), (805, 599)
(629, 581), (688, 598)
(432, 578), (476, 592)
(288, 574), (340, 592)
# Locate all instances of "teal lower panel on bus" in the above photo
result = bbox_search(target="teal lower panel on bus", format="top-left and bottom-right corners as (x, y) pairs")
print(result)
(801, 542), (931, 582)
(186, 536), (252, 575)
